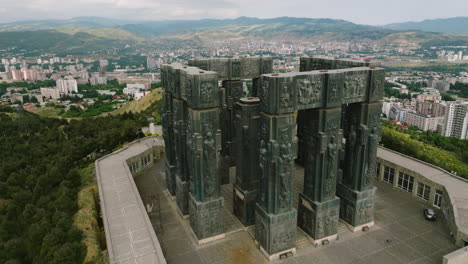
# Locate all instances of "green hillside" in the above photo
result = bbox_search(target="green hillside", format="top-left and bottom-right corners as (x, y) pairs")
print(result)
(0, 27), (141, 55)
(383, 17), (468, 34)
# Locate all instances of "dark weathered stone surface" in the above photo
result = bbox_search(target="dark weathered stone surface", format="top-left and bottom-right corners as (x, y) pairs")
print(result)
(233, 97), (260, 226)
(298, 194), (340, 240)
(189, 194), (224, 240)
(297, 107), (342, 240)
(300, 56), (378, 71)
(161, 57), (385, 251)
(255, 205), (297, 254)
(336, 184), (376, 227)
(188, 57), (273, 80)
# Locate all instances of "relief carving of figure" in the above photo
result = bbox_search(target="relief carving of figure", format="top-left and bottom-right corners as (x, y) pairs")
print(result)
(200, 82), (214, 104)
(259, 140), (267, 203)
(325, 136), (337, 197)
(278, 134), (292, 209)
(364, 126), (378, 186)
(203, 125), (216, 197)
(279, 81), (292, 108)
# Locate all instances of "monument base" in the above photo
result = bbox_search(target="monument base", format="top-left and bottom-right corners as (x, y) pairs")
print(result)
(336, 184), (376, 229)
(197, 233), (226, 245)
(297, 193), (340, 241)
(258, 244), (296, 261)
(233, 186), (257, 226)
(312, 234), (338, 245)
(164, 161), (176, 196)
(189, 194), (224, 241)
(175, 177), (189, 216)
(342, 220), (375, 232)
(255, 205), (297, 256)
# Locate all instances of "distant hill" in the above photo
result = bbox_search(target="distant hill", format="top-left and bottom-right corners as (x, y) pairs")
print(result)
(383, 17), (468, 34)
(0, 27), (142, 55)
(1, 16), (468, 54)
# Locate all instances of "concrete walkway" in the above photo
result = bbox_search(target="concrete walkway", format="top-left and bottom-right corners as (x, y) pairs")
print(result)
(96, 137), (166, 264)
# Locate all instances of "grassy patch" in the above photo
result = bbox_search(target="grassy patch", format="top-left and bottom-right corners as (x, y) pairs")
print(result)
(30, 107), (64, 118)
(108, 88), (163, 116)
(73, 164), (105, 264)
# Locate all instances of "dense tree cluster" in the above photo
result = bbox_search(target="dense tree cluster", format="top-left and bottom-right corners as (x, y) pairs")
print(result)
(0, 109), (149, 263)
(449, 82), (468, 98)
(381, 120), (468, 178)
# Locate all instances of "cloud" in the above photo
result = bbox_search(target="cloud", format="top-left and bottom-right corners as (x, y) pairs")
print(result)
(0, 0), (467, 25)
(0, 0), (240, 22)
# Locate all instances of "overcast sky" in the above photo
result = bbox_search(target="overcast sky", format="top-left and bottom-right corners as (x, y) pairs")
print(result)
(0, 0), (467, 25)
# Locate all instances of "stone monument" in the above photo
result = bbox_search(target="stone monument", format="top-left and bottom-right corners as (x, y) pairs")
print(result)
(161, 56), (384, 258)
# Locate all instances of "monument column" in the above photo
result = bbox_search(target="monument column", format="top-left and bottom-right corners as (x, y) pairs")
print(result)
(337, 68), (384, 231)
(256, 74), (297, 259)
(161, 65), (176, 196)
(185, 69), (225, 243)
(298, 108), (342, 243)
(219, 80), (244, 184)
(297, 71), (343, 243)
(233, 97), (260, 226)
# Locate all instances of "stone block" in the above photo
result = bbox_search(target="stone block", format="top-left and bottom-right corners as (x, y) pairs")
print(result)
(184, 68), (219, 109)
(340, 67), (370, 104)
(189, 194), (224, 241)
(336, 183), (376, 228)
(255, 205), (297, 255)
(294, 72), (325, 110)
(233, 187), (257, 226)
(297, 193), (340, 241)
(188, 57), (273, 80)
(258, 73), (296, 115)
(368, 67), (385, 102)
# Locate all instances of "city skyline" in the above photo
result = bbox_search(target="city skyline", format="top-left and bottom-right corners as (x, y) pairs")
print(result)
(0, 0), (467, 25)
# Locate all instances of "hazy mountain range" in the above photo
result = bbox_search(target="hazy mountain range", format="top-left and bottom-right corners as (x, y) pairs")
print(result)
(0, 16), (467, 55)
(383, 17), (468, 34)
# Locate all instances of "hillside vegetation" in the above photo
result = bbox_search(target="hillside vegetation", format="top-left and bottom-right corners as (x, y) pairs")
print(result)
(381, 121), (468, 178)
(1, 16), (468, 54)
(0, 109), (153, 263)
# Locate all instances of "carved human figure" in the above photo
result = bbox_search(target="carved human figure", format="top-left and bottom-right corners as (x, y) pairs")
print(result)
(278, 134), (291, 208)
(325, 136), (337, 197)
(259, 140), (267, 203)
(203, 127), (216, 197)
(279, 81), (291, 108)
(364, 126), (378, 187)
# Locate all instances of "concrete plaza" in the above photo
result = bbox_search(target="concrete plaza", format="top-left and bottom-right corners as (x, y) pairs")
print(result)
(134, 157), (459, 264)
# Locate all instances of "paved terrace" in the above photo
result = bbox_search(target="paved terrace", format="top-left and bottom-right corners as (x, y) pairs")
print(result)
(377, 147), (468, 243)
(136, 156), (460, 264)
(95, 137), (166, 264)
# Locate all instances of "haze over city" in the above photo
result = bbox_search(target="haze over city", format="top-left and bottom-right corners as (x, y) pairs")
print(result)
(1, 0), (468, 25)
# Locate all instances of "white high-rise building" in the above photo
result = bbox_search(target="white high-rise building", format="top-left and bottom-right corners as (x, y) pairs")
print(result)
(56, 79), (78, 95)
(442, 102), (468, 139)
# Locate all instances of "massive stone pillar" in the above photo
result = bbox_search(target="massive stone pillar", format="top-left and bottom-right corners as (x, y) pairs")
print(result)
(233, 97), (260, 226)
(185, 69), (225, 243)
(161, 65), (177, 196)
(173, 97), (189, 216)
(256, 74), (297, 259)
(162, 91), (176, 196)
(296, 70), (343, 243)
(336, 68), (384, 231)
(298, 107), (342, 243)
(337, 102), (381, 231)
(219, 80), (244, 184)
